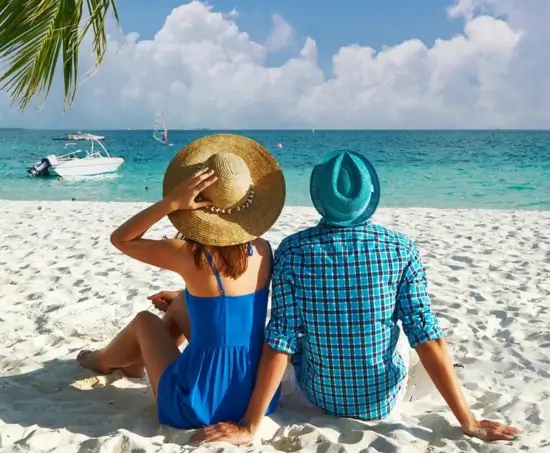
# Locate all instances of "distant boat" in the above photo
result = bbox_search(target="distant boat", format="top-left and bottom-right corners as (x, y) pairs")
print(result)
(153, 112), (168, 145)
(53, 132), (105, 141)
(27, 136), (124, 178)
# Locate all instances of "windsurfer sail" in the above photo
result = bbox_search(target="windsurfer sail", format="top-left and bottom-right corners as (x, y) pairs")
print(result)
(153, 112), (168, 144)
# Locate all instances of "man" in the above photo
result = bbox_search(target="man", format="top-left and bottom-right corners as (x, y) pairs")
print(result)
(192, 151), (520, 445)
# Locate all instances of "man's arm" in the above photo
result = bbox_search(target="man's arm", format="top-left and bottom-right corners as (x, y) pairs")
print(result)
(190, 345), (290, 446)
(416, 338), (474, 429)
(191, 245), (303, 445)
(242, 344), (290, 432)
(243, 247), (304, 431)
(395, 243), (444, 349)
(397, 243), (520, 442)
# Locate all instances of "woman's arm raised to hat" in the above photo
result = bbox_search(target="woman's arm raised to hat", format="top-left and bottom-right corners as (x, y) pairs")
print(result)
(110, 168), (217, 273)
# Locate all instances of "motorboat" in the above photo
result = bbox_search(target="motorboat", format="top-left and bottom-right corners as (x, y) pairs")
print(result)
(52, 132), (105, 141)
(67, 132), (105, 141)
(27, 137), (124, 178)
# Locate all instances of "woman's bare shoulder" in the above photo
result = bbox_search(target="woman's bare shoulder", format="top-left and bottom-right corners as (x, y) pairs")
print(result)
(160, 237), (196, 269)
(252, 237), (273, 257)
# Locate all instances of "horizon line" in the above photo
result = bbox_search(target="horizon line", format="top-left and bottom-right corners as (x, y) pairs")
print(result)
(2, 128), (550, 132)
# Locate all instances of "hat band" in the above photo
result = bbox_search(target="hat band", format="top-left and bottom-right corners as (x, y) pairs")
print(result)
(205, 187), (255, 214)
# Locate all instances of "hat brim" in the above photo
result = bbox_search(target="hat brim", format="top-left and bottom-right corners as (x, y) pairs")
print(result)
(310, 150), (381, 227)
(163, 134), (286, 246)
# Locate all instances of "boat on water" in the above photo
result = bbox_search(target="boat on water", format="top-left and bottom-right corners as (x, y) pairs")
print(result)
(53, 132), (105, 141)
(153, 112), (168, 145)
(27, 137), (123, 178)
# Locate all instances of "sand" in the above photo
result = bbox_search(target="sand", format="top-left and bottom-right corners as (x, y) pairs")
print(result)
(0, 200), (549, 453)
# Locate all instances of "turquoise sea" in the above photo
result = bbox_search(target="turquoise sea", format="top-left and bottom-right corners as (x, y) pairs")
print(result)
(1, 129), (549, 209)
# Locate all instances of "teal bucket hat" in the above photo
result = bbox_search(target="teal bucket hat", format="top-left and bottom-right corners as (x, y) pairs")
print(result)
(310, 150), (380, 227)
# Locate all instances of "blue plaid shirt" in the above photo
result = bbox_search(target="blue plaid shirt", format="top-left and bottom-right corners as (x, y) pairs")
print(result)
(265, 221), (444, 420)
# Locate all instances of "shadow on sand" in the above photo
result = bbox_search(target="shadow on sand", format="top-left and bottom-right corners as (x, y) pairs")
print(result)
(0, 357), (465, 450)
(0, 358), (162, 439)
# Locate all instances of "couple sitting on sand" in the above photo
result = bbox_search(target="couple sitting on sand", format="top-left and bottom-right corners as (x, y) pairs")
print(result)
(77, 134), (519, 445)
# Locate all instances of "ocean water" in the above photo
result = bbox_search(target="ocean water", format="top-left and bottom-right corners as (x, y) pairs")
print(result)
(1, 129), (549, 210)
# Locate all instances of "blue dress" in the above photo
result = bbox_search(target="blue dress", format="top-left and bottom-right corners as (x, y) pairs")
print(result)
(157, 243), (280, 428)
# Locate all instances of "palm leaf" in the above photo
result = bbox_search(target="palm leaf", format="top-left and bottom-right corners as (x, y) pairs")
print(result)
(0, 0), (119, 111)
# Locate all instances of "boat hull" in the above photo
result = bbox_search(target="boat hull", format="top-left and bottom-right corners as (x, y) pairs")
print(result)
(50, 157), (124, 177)
(67, 134), (105, 141)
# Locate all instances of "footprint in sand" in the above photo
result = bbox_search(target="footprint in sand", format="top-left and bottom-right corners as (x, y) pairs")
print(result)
(451, 255), (475, 265)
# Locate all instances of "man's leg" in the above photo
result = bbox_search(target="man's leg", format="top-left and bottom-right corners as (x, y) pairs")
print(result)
(386, 324), (412, 419)
(281, 352), (322, 411)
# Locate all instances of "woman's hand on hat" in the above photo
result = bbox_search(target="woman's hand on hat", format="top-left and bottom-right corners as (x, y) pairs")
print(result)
(166, 167), (217, 211)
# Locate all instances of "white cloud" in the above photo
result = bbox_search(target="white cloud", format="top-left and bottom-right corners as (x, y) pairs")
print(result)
(227, 7), (238, 19)
(265, 14), (294, 52)
(0, 0), (549, 129)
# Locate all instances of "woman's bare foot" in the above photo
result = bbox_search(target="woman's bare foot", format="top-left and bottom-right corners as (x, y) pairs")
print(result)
(76, 349), (112, 375)
(122, 363), (146, 379)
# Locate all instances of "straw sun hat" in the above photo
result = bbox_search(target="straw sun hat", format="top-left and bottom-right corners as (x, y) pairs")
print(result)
(163, 134), (286, 246)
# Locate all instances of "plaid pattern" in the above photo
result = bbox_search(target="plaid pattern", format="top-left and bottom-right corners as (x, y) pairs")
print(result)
(265, 221), (444, 420)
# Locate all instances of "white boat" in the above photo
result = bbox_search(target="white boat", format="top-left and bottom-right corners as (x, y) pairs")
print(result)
(53, 132), (105, 141)
(28, 137), (124, 178)
(67, 132), (105, 141)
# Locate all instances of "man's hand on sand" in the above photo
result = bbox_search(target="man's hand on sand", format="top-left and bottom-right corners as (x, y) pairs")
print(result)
(147, 290), (181, 312)
(190, 422), (254, 446)
(462, 419), (520, 442)
(189, 418), (520, 446)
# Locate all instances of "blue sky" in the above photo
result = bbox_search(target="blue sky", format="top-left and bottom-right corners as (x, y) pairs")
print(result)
(2, 0), (546, 129)
(115, 0), (464, 71)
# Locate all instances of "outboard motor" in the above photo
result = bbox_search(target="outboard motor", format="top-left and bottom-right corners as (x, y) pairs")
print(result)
(28, 154), (59, 177)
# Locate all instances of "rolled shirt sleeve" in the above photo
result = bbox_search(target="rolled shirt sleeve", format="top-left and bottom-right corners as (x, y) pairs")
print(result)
(265, 243), (303, 355)
(396, 243), (444, 348)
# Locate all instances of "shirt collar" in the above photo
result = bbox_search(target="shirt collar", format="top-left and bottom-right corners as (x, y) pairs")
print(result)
(318, 218), (372, 228)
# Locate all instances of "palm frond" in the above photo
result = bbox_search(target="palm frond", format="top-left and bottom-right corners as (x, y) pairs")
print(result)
(0, 0), (119, 111)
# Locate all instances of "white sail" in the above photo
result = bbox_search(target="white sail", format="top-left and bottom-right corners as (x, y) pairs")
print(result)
(153, 112), (168, 144)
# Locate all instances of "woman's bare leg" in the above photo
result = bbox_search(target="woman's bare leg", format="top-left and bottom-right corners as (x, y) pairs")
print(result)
(77, 311), (180, 396)
(122, 292), (191, 378)
(161, 290), (192, 343)
(78, 292), (191, 379)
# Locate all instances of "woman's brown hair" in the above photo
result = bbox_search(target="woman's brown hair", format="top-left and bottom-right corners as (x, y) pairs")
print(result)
(174, 233), (249, 279)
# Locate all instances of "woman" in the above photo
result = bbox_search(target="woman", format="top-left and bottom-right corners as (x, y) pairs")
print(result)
(77, 134), (286, 429)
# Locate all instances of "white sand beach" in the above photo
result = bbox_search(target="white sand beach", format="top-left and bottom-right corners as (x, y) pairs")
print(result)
(0, 200), (549, 453)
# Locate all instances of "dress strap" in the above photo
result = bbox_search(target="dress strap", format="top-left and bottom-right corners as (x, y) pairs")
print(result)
(265, 240), (274, 286)
(204, 251), (225, 296)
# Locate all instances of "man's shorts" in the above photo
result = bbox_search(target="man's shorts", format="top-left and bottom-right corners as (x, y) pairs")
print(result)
(281, 326), (412, 420)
